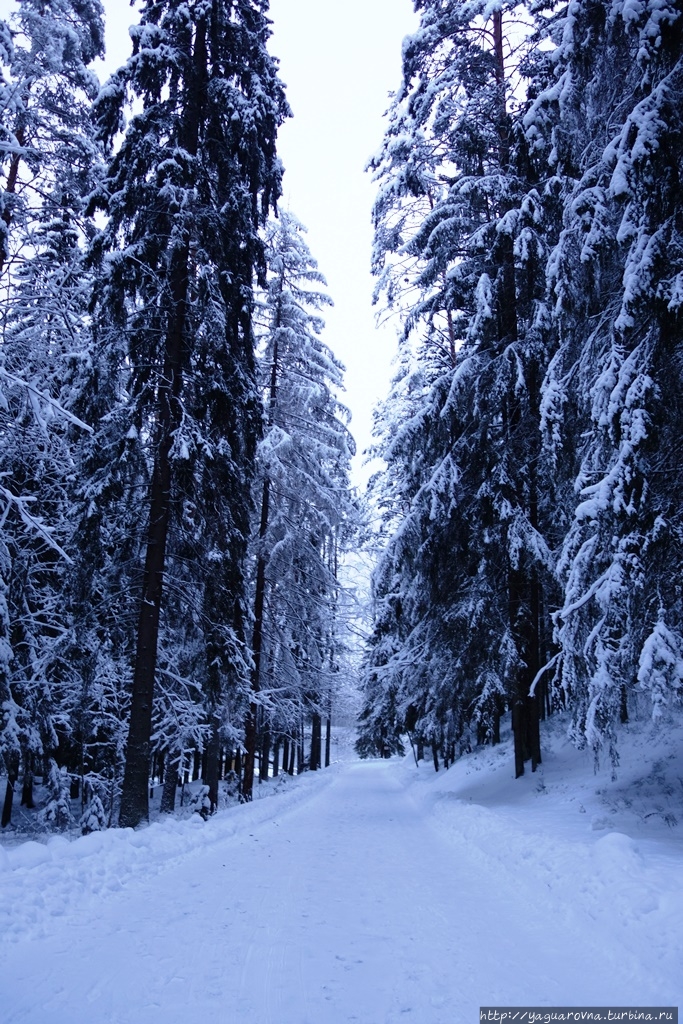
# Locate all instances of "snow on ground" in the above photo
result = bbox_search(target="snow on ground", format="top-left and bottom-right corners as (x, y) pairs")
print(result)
(1, 716), (682, 1024)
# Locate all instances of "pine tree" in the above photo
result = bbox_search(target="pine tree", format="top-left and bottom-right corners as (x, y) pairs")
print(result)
(529, 0), (683, 758)
(360, 0), (559, 773)
(89, 0), (288, 827)
(242, 211), (356, 798)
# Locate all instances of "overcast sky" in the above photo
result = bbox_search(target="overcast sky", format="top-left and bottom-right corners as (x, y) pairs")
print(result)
(266, 1), (417, 485)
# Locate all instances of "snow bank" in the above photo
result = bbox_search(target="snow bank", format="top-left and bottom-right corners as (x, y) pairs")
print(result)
(400, 713), (683, 1000)
(0, 765), (338, 943)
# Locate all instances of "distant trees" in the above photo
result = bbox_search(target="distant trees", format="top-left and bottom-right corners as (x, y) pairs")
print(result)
(242, 212), (356, 799)
(358, 0), (683, 770)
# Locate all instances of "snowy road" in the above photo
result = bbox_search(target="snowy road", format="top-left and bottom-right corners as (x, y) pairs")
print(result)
(2, 758), (681, 1024)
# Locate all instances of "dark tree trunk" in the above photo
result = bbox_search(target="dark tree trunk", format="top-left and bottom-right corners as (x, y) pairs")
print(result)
(260, 726), (271, 784)
(620, 685), (629, 724)
(242, 707), (257, 801)
(20, 754), (34, 809)
(243, 500), (267, 800)
(119, 249), (190, 828)
(431, 743), (439, 772)
(1, 752), (20, 828)
(491, 10), (510, 168)
(160, 753), (179, 814)
(244, 290), (282, 801)
(510, 570), (543, 778)
(205, 722), (220, 812)
(492, 704), (501, 746)
(325, 715), (331, 768)
(309, 712), (322, 771)
(297, 724), (305, 774)
(281, 736), (289, 777)
(272, 736), (279, 778)
(287, 731), (296, 776)
(0, 127), (25, 278)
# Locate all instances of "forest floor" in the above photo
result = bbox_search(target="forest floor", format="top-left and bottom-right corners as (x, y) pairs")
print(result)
(1, 716), (682, 1024)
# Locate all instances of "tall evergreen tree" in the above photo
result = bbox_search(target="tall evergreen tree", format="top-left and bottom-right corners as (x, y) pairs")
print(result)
(529, 0), (683, 758)
(89, 0), (288, 827)
(242, 211), (356, 798)
(359, 0), (559, 773)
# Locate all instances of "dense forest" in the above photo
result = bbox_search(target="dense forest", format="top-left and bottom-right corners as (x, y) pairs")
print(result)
(0, 0), (356, 832)
(357, 0), (683, 776)
(1, 0), (682, 839)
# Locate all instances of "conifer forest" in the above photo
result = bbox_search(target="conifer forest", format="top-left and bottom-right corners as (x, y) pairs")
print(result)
(1, 0), (682, 843)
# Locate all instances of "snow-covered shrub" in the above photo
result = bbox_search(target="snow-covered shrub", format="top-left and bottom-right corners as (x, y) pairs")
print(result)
(41, 760), (72, 830)
(192, 785), (212, 820)
(638, 618), (683, 721)
(80, 776), (108, 834)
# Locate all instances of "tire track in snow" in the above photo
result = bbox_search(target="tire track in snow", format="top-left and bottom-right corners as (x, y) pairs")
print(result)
(2, 758), (680, 1024)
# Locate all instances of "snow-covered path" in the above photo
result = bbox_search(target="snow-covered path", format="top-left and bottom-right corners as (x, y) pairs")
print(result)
(2, 758), (681, 1024)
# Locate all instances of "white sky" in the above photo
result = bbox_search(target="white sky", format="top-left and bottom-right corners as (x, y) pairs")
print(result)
(266, 1), (417, 485)
(1, 0), (418, 485)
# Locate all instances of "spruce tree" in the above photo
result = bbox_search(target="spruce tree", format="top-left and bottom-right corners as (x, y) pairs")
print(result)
(360, 0), (558, 773)
(529, 0), (683, 758)
(242, 212), (356, 798)
(90, 0), (288, 827)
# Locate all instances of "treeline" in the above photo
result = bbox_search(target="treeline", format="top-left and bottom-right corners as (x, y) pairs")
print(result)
(357, 0), (683, 774)
(0, 0), (356, 832)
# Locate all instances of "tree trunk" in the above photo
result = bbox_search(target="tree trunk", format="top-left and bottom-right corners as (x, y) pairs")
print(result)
(492, 704), (501, 746)
(260, 725), (271, 784)
(309, 712), (322, 771)
(204, 722), (220, 812)
(325, 715), (331, 768)
(620, 685), (629, 724)
(297, 723), (305, 774)
(1, 752), (20, 828)
(118, 247), (191, 828)
(0, 127), (25, 278)
(160, 753), (179, 814)
(20, 754), (34, 809)
(244, 297), (283, 800)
